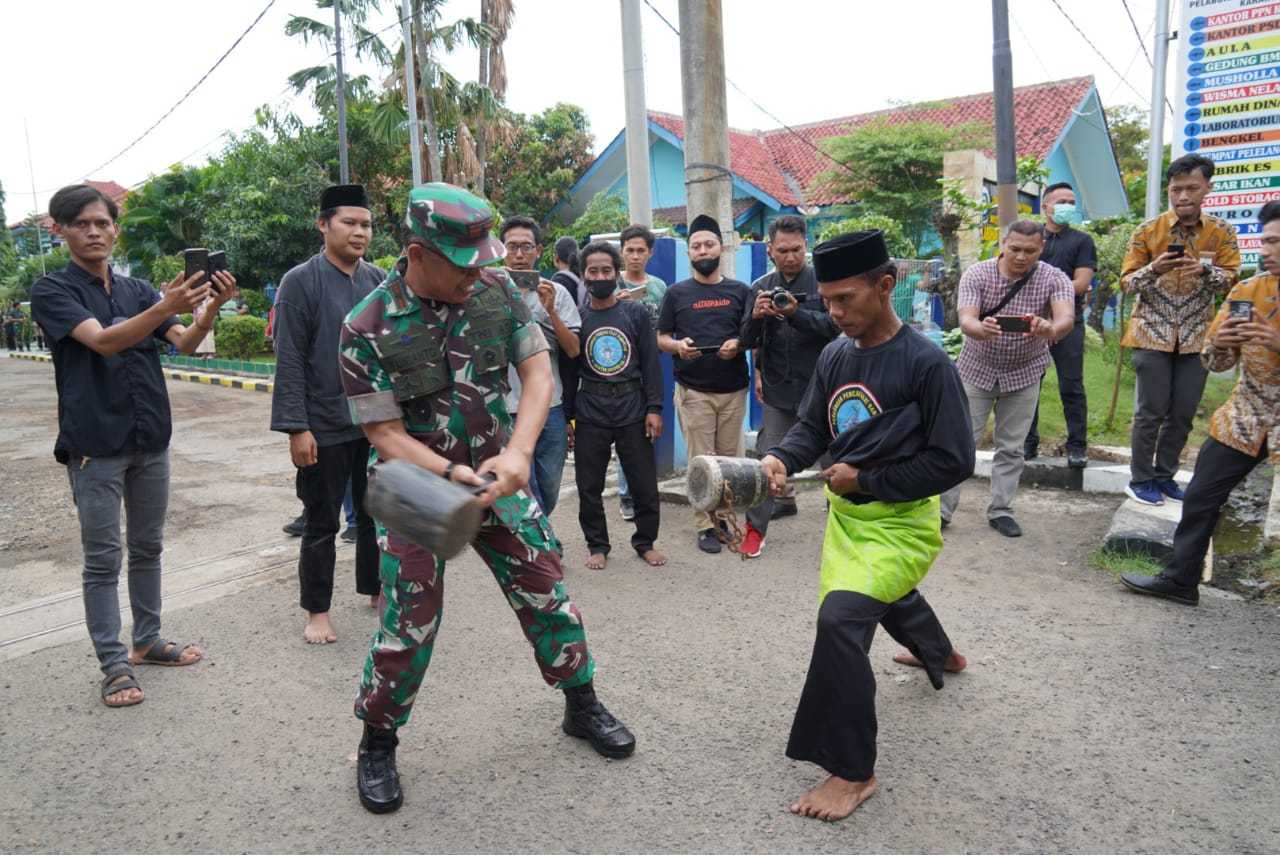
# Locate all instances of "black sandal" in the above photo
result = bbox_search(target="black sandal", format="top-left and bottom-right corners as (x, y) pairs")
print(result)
(101, 668), (143, 708)
(131, 638), (202, 667)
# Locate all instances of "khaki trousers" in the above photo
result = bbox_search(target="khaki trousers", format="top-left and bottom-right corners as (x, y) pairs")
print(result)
(675, 384), (747, 530)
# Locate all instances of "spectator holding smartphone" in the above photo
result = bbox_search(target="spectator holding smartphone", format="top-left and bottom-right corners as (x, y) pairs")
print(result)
(940, 220), (1074, 537)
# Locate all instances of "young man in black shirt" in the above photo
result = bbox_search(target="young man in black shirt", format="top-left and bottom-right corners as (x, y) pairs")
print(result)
(656, 214), (750, 553)
(759, 230), (974, 823)
(1024, 182), (1097, 467)
(271, 184), (384, 645)
(573, 241), (666, 569)
(31, 183), (236, 708)
(739, 214), (840, 557)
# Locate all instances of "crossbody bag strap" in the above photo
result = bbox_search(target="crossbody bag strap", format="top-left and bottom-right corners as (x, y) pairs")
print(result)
(980, 263), (1037, 320)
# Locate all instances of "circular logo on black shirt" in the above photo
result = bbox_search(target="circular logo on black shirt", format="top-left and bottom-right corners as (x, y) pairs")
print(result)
(828, 383), (882, 436)
(586, 326), (632, 376)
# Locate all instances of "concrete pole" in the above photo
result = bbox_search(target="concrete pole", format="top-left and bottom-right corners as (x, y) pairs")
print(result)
(991, 0), (1018, 230)
(1145, 0), (1172, 220)
(334, 0), (350, 183)
(620, 0), (652, 227)
(400, 0), (424, 186)
(677, 0), (735, 276)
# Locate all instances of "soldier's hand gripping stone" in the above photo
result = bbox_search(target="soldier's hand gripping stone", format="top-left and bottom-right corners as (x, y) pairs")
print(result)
(338, 183), (636, 816)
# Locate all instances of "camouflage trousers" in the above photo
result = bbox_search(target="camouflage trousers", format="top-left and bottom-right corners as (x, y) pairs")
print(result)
(355, 493), (595, 729)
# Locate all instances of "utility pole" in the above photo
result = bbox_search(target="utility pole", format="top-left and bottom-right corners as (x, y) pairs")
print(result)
(677, 0), (734, 276)
(334, 0), (351, 183)
(24, 119), (45, 274)
(1146, 0), (1172, 220)
(620, 0), (652, 227)
(401, 0), (424, 186)
(991, 0), (1018, 230)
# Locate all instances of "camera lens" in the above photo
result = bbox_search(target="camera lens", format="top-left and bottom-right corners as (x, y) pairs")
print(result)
(772, 290), (791, 308)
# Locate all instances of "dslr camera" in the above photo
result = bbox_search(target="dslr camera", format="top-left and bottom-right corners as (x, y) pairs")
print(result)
(769, 288), (809, 309)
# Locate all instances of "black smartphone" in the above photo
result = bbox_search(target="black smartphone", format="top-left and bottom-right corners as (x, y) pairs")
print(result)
(465, 473), (498, 496)
(207, 251), (227, 292)
(1228, 299), (1253, 320)
(1166, 243), (1185, 257)
(994, 315), (1031, 333)
(183, 248), (209, 287)
(509, 269), (540, 291)
(695, 344), (723, 354)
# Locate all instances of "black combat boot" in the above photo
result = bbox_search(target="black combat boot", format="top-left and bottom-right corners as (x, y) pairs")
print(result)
(562, 682), (636, 759)
(357, 723), (403, 814)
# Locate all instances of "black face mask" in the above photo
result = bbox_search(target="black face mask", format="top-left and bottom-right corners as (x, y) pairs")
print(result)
(691, 256), (720, 277)
(587, 278), (617, 300)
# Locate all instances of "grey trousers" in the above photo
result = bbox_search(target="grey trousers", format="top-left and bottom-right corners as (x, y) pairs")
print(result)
(1129, 348), (1209, 483)
(67, 450), (170, 675)
(941, 381), (1039, 522)
(746, 403), (799, 534)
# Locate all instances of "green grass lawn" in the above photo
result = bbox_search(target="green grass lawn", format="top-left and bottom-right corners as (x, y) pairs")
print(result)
(1032, 331), (1235, 451)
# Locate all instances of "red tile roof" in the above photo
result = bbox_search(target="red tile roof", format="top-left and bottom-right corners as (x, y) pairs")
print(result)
(8, 180), (130, 230)
(649, 76), (1095, 207)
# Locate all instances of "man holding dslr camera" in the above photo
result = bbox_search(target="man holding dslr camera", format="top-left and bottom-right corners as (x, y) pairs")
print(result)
(738, 215), (839, 557)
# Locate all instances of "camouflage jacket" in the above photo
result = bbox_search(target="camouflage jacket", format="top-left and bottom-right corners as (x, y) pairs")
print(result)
(339, 264), (549, 469)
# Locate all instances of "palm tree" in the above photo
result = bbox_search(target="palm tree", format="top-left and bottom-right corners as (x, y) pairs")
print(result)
(284, 0), (393, 109)
(475, 0), (514, 193)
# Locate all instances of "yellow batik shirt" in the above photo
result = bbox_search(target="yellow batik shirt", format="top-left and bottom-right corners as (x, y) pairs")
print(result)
(1120, 210), (1240, 352)
(1201, 274), (1280, 463)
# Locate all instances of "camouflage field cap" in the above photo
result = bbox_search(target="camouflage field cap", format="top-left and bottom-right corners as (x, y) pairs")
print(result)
(406, 182), (505, 268)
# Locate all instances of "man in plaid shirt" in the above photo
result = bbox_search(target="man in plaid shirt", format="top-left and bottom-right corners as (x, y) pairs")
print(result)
(940, 220), (1075, 537)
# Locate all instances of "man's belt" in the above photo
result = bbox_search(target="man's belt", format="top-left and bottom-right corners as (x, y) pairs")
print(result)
(580, 378), (642, 397)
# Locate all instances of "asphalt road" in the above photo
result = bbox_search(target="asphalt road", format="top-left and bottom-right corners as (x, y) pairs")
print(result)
(1, 355), (1278, 854)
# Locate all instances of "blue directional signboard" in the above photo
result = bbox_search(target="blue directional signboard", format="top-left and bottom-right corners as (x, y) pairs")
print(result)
(1174, 0), (1280, 267)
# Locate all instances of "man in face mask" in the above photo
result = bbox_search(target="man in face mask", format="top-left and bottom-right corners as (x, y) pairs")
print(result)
(1023, 182), (1097, 468)
(656, 214), (750, 553)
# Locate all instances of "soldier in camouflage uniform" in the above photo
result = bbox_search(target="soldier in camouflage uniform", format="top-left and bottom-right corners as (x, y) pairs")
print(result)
(339, 183), (636, 815)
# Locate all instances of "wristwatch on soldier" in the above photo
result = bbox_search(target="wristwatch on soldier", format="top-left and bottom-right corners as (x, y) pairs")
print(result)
(443, 462), (457, 483)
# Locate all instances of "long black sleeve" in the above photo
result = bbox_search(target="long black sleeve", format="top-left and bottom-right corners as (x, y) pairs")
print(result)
(766, 349), (834, 474)
(856, 359), (974, 502)
(739, 280), (765, 347)
(269, 274), (313, 434)
(635, 307), (663, 414)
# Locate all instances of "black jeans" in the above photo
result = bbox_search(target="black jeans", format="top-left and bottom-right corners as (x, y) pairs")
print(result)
(1130, 348), (1209, 483)
(1026, 322), (1087, 453)
(574, 419), (659, 556)
(1165, 438), (1268, 587)
(297, 437), (379, 613)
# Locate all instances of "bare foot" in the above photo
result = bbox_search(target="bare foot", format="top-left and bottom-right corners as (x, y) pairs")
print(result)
(790, 774), (877, 822)
(641, 549), (667, 566)
(304, 612), (338, 644)
(369, 594), (379, 610)
(103, 673), (144, 707)
(893, 650), (967, 673)
(585, 553), (608, 570)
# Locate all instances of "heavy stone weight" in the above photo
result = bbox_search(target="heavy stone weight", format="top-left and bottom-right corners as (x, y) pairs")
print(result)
(364, 459), (486, 559)
(686, 455), (770, 514)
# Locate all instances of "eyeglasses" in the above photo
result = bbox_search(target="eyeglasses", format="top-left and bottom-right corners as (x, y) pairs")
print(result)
(504, 241), (537, 253)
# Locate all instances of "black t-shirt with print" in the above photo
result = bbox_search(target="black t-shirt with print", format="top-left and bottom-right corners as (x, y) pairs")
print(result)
(576, 299), (662, 426)
(656, 277), (750, 393)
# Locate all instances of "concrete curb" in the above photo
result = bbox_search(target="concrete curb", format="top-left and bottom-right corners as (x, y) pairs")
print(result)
(7, 351), (272, 393)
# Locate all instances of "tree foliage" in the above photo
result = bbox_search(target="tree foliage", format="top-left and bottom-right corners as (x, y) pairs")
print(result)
(817, 214), (917, 258)
(488, 103), (595, 224)
(215, 315), (268, 360)
(816, 119), (991, 250)
(1107, 104), (1170, 217)
(117, 165), (209, 280)
(2, 247), (69, 302)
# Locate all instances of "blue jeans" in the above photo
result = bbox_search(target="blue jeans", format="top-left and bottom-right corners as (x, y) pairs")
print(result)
(67, 450), (170, 675)
(616, 461), (630, 501)
(343, 478), (356, 528)
(530, 405), (569, 516)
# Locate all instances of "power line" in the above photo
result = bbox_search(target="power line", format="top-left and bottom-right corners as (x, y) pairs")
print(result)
(1120, 0), (1155, 69)
(1044, 0), (1152, 107)
(78, 0), (279, 180)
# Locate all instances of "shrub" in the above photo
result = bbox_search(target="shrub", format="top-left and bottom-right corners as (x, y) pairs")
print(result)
(239, 287), (271, 316)
(215, 315), (267, 360)
(149, 254), (184, 285)
(817, 214), (917, 258)
(373, 255), (399, 273)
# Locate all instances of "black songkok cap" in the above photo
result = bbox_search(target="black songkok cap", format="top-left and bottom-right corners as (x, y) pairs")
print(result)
(320, 183), (370, 211)
(812, 230), (891, 283)
(688, 213), (721, 240)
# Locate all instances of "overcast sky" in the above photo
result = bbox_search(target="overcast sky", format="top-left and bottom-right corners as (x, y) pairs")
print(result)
(0, 0), (1170, 220)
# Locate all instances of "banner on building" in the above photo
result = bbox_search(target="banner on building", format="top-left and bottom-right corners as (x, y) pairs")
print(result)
(1174, 0), (1280, 267)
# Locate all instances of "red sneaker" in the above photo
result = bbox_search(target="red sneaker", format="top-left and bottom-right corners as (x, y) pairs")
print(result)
(740, 524), (765, 558)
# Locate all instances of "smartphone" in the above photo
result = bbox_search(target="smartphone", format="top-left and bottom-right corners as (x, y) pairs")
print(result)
(1166, 243), (1185, 257)
(464, 473), (498, 496)
(695, 344), (723, 354)
(1228, 299), (1253, 320)
(994, 315), (1031, 333)
(509, 269), (540, 291)
(183, 248), (209, 287)
(207, 251), (227, 292)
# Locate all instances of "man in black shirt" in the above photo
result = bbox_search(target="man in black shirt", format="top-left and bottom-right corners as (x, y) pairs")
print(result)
(656, 214), (750, 553)
(572, 241), (666, 570)
(1024, 182), (1097, 467)
(759, 230), (973, 823)
(31, 183), (236, 708)
(271, 185), (384, 645)
(739, 215), (839, 557)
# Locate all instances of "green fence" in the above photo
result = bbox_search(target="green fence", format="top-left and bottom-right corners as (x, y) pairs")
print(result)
(161, 355), (275, 376)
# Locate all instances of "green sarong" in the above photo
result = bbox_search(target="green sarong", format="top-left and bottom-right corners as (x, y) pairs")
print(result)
(819, 486), (943, 605)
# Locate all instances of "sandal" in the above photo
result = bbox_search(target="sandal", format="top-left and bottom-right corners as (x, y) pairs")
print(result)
(101, 668), (144, 708)
(131, 638), (203, 667)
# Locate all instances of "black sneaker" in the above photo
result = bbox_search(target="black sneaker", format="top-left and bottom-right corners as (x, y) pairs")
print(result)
(1067, 449), (1088, 469)
(1023, 443), (1039, 461)
(356, 724), (403, 814)
(563, 685), (636, 759)
(989, 516), (1022, 538)
(340, 526), (357, 543)
(619, 497), (636, 521)
(1120, 571), (1199, 606)
(770, 502), (798, 520)
(283, 514), (306, 537)
(697, 529), (722, 554)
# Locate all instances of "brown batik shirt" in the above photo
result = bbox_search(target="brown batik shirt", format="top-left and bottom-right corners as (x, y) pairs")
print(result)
(1201, 273), (1280, 463)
